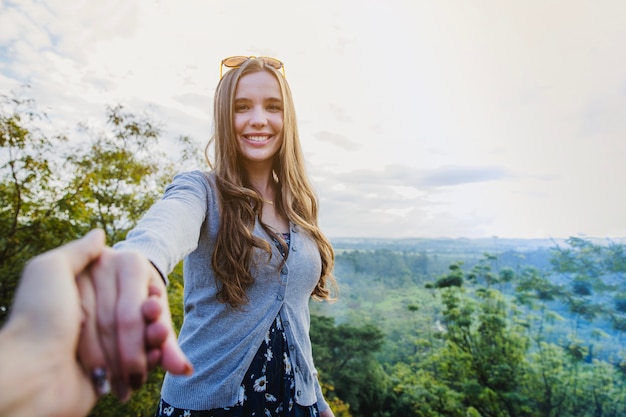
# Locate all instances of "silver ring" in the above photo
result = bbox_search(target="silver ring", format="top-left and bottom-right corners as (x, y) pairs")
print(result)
(91, 367), (111, 396)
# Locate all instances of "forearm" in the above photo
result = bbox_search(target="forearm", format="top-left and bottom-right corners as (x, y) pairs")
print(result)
(0, 318), (55, 417)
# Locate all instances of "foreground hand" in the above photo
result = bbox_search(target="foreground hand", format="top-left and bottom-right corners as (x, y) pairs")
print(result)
(0, 229), (106, 417)
(85, 248), (192, 401)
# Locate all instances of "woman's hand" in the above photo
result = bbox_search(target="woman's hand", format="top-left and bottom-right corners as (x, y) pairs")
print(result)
(320, 409), (336, 417)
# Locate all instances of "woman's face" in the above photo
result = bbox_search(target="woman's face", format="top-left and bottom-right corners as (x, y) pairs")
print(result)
(233, 70), (284, 169)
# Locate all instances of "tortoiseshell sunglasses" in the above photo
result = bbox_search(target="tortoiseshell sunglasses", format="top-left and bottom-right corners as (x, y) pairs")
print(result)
(220, 56), (285, 79)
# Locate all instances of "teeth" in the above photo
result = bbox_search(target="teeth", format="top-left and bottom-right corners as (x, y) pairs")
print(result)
(247, 136), (269, 142)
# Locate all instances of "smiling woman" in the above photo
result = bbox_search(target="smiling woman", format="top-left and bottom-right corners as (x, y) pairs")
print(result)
(87, 57), (338, 417)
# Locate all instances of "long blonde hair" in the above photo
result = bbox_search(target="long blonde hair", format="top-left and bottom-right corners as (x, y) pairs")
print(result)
(205, 58), (336, 308)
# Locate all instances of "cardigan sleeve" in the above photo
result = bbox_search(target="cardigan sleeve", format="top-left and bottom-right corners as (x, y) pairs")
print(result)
(314, 367), (330, 413)
(113, 170), (210, 284)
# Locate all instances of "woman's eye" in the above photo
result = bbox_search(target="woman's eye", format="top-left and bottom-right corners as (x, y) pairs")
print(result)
(267, 104), (282, 111)
(235, 104), (249, 112)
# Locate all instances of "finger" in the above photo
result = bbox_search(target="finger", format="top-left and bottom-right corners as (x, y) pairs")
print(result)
(114, 252), (155, 393)
(145, 320), (168, 348)
(12, 229), (106, 326)
(145, 277), (192, 375)
(147, 348), (162, 369)
(141, 296), (163, 323)
(57, 228), (106, 276)
(76, 271), (110, 396)
(160, 333), (193, 376)
(90, 248), (126, 400)
(143, 297), (167, 370)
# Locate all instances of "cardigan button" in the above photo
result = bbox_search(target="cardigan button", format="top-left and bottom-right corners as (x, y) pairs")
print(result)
(281, 266), (288, 275)
(277, 294), (284, 301)
(296, 390), (302, 397)
(292, 246), (297, 252)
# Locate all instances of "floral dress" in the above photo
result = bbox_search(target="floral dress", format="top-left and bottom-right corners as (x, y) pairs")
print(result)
(155, 233), (320, 417)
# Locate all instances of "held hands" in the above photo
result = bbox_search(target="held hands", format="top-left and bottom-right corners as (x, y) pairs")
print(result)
(83, 246), (192, 400)
(0, 230), (192, 417)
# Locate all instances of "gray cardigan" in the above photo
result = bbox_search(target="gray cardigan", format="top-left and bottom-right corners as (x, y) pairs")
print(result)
(114, 170), (329, 411)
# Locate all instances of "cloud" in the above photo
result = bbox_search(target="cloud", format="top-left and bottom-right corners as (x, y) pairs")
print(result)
(311, 163), (515, 238)
(328, 103), (352, 123)
(2, 0), (626, 238)
(314, 164), (510, 189)
(418, 165), (510, 188)
(313, 131), (359, 151)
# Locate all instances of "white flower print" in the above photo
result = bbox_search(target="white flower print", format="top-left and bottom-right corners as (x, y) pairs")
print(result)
(265, 408), (272, 417)
(183, 411), (191, 417)
(253, 375), (267, 392)
(163, 405), (174, 416)
(264, 329), (271, 345)
(238, 384), (246, 404)
(283, 352), (292, 374)
(264, 346), (273, 362)
(276, 316), (283, 330)
(265, 393), (277, 402)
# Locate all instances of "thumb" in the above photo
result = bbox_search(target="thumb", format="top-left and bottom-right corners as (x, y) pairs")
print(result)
(58, 229), (107, 275)
(12, 229), (107, 319)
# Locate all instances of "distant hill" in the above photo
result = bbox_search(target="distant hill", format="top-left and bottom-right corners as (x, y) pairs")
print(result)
(330, 236), (625, 254)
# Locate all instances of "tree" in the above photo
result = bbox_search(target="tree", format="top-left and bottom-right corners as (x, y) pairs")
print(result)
(0, 96), (179, 321)
(310, 315), (388, 417)
(430, 266), (533, 417)
(60, 104), (173, 242)
(0, 90), (72, 320)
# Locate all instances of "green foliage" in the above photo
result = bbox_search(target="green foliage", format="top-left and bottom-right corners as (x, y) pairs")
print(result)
(310, 315), (394, 417)
(0, 90), (194, 415)
(0, 92), (177, 322)
(316, 243), (626, 416)
(0, 91), (72, 318)
(61, 104), (171, 242)
(320, 377), (353, 417)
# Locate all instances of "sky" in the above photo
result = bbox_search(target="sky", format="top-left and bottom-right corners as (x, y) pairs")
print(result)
(1, 0), (625, 239)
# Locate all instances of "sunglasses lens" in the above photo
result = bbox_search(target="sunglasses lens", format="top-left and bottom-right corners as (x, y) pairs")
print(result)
(222, 56), (248, 68)
(262, 58), (283, 70)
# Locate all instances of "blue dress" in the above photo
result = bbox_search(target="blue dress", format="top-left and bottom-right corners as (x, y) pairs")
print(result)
(154, 233), (319, 417)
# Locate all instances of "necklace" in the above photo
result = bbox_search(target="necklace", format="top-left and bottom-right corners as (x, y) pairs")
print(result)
(264, 199), (274, 205)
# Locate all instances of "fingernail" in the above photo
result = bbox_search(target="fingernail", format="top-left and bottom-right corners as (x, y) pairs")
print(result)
(184, 362), (194, 375)
(91, 368), (111, 396)
(114, 382), (131, 403)
(129, 373), (144, 390)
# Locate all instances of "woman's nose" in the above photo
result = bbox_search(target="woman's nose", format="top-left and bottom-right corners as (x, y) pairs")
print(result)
(250, 106), (267, 127)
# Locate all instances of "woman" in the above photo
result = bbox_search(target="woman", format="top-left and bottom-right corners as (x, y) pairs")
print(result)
(95, 56), (336, 416)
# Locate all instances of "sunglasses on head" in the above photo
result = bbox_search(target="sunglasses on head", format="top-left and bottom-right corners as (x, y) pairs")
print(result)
(220, 56), (285, 79)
